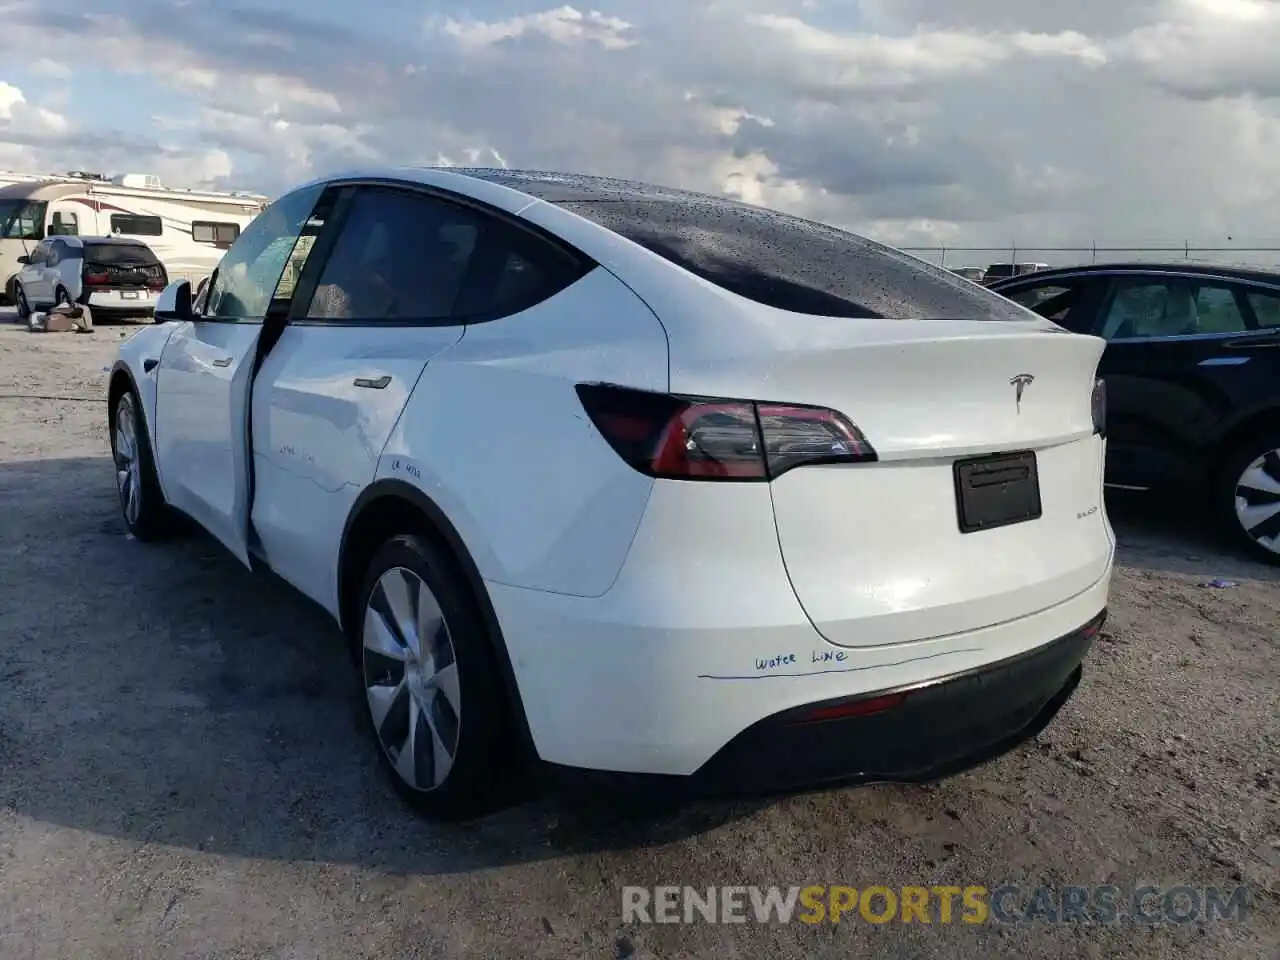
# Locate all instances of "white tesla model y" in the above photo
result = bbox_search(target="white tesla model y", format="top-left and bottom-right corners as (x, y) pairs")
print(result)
(107, 168), (1115, 819)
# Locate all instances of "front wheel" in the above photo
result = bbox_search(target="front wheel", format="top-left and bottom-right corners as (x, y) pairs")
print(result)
(354, 533), (519, 819)
(14, 284), (30, 319)
(110, 389), (174, 541)
(1215, 435), (1280, 565)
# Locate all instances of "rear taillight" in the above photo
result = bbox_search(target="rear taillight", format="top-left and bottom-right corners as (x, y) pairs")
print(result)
(83, 269), (109, 285)
(791, 692), (907, 725)
(575, 383), (876, 481)
(1091, 377), (1106, 437)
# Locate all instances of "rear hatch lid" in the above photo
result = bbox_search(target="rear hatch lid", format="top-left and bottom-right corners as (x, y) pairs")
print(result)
(743, 317), (1110, 647)
(83, 242), (167, 289)
(550, 194), (1112, 648)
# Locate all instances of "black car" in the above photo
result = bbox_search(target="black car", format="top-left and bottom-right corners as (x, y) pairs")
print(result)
(988, 262), (1280, 564)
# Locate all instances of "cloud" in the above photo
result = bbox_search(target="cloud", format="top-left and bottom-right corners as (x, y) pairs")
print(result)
(433, 5), (635, 50)
(1113, 0), (1280, 100)
(0, 81), (71, 169)
(0, 0), (1278, 257)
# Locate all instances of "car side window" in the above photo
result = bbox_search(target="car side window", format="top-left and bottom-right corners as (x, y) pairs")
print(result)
(27, 242), (48, 267)
(1246, 289), (1280, 328)
(1005, 281), (1089, 331)
(306, 188), (480, 321)
(205, 184), (325, 320)
(305, 186), (585, 322)
(46, 242), (61, 267)
(1097, 278), (1250, 339)
(48, 211), (78, 236)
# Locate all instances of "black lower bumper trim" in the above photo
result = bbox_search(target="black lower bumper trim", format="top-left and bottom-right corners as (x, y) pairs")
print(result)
(542, 609), (1104, 804)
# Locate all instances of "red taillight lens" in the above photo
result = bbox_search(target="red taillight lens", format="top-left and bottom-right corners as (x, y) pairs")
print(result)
(652, 401), (763, 478)
(575, 383), (876, 481)
(1091, 377), (1106, 437)
(792, 692), (908, 725)
(83, 269), (109, 285)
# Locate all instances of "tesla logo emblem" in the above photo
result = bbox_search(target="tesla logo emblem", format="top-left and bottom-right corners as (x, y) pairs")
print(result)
(1010, 373), (1034, 412)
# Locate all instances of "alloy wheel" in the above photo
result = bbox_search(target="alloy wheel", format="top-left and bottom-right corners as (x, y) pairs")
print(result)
(113, 394), (142, 527)
(1233, 449), (1280, 556)
(361, 566), (462, 791)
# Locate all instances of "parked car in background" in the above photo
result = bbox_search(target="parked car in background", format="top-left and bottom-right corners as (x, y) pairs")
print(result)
(109, 168), (1113, 819)
(990, 262), (1280, 564)
(14, 236), (167, 321)
(950, 266), (986, 282)
(0, 172), (266, 308)
(984, 262), (1048, 283)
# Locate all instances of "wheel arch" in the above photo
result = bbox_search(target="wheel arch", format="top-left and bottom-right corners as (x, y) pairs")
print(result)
(107, 361), (139, 430)
(337, 479), (539, 765)
(1206, 404), (1280, 480)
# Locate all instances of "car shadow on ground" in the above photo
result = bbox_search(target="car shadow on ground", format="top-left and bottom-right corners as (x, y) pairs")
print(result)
(1107, 489), (1280, 583)
(0, 456), (769, 874)
(4, 457), (1270, 875)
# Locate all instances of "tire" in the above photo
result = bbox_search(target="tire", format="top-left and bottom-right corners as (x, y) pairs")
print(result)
(109, 387), (175, 541)
(352, 533), (518, 820)
(54, 285), (70, 308)
(14, 284), (30, 320)
(1215, 434), (1280, 565)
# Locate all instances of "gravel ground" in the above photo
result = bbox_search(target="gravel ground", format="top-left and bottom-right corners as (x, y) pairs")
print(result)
(0, 314), (1276, 960)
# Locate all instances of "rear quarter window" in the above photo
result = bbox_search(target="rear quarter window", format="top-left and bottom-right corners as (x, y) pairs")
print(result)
(557, 198), (1032, 321)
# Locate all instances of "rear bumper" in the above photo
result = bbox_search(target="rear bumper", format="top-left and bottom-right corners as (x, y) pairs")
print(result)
(77, 290), (157, 317)
(545, 609), (1102, 800)
(489, 478), (1114, 779)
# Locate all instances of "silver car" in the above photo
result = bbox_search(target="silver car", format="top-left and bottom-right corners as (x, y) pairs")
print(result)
(14, 236), (167, 320)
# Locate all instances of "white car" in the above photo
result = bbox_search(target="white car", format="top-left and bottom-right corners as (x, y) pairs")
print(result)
(107, 168), (1115, 820)
(15, 235), (167, 320)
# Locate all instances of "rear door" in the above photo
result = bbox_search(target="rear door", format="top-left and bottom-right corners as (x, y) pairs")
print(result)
(44, 241), (69, 300)
(995, 274), (1106, 334)
(1085, 271), (1269, 489)
(153, 183), (328, 567)
(249, 182), (587, 614)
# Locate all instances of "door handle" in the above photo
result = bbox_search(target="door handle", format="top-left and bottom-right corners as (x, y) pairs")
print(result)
(354, 375), (392, 389)
(211, 357), (233, 367)
(1198, 357), (1249, 367)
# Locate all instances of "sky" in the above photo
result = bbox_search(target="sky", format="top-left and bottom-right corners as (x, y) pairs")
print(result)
(1, 0), (1279, 260)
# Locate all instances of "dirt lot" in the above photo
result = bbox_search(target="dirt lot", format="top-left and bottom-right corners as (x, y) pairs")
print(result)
(0, 314), (1276, 960)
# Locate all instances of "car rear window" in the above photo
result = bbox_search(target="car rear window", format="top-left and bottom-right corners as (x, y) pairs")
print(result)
(556, 198), (1032, 321)
(83, 243), (160, 265)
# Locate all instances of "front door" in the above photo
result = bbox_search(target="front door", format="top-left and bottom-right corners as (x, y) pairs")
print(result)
(18, 241), (52, 304)
(153, 183), (326, 567)
(1088, 273), (1269, 489)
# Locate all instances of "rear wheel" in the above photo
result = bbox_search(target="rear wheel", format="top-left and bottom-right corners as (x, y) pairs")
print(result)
(54, 285), (70, 308)
(354, 533), (517, 819)
(1216, 435), (1280, 565)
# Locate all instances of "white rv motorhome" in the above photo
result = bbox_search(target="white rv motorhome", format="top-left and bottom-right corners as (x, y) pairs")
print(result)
(0, 171), (268, 305)
(0, 171), (47, 190)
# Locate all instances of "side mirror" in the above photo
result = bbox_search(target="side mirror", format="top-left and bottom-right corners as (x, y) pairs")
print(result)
(153, 279), (193, 323)
(15, 255), (29, 265)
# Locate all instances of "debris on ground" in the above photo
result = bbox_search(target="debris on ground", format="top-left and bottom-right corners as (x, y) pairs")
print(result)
(27, 304), (95, 334)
